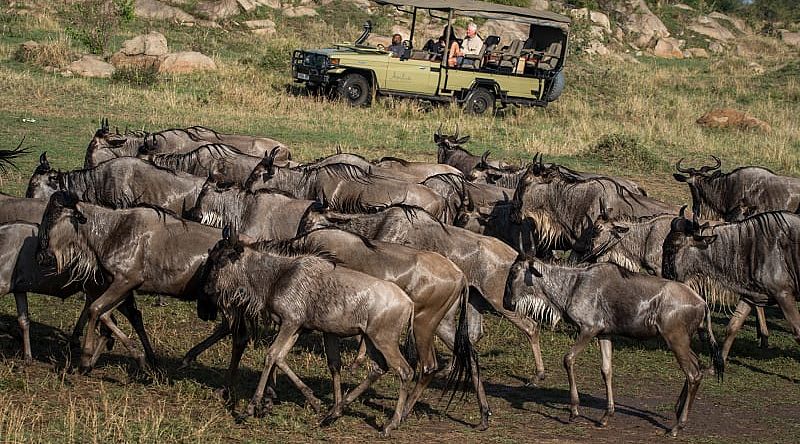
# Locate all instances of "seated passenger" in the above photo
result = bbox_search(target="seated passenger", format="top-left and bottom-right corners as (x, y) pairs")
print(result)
(460, 23), (483, 57)
(388, 33), (404, 57)
(442, 27), (460, 67)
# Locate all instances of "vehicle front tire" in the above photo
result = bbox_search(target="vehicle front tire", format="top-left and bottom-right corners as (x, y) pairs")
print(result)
(337, 73), (372, 107)
(463, 88), (495, 115)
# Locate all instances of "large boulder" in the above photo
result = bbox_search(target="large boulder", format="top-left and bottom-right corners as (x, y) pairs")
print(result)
(158, 51), (216, 74)
(283, 6), (317, 17)
(689, 16), (736, 41)
(530, 0), (549, 10)
(66, 55), (115, 78)
(708, 12), (750, 35)
(697, 108), (770, 132)
(134, 0), (195, 22)
(602, 0), (670, 49)
(244, 19), (276, 37)
(653, 37), (684, 58)
(686, 47), (709, 58)
(482, 19), (529, 42)
(119, 31), (168, 56)
(196, 0), (241, 21)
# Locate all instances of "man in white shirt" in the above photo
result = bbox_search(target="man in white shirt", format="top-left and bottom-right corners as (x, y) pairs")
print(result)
(458, 22), (483, 67)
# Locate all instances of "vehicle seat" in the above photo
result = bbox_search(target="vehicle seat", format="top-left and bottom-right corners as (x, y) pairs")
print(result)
(498, 39), (523, 72)
(461, 35), (500, 69)
(536, 41), (562, 70)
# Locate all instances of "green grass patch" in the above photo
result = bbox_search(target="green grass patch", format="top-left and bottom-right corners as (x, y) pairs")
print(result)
(582, 133), (667, 172)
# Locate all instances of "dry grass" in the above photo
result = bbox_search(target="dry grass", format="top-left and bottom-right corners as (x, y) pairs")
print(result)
(12, 33), (76, 69)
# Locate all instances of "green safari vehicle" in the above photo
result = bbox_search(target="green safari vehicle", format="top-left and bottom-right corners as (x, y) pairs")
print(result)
(291, 0), (571, 114)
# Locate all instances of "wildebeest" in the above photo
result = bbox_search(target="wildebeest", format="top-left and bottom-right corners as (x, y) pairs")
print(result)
(84, 119), (148, 168)
(36, 192), (222, 372)
(186, 177), (320, 241)
(245, 148), (448, 223)
(513, 161), (676, 255)
(435, 127), (506, 176)
(662, 210), (800, 364)
(0, 221), (154, 363)
(202, 230), (416, 436)
(300, 204), (549, 382)
(507, 258), (723, 436)
(140, 126), (291, 161)
(674, 156), (800, 220)
(27, 154), (205, 216)
(375, 156), (463, 182)
(0, 194), (46, 224)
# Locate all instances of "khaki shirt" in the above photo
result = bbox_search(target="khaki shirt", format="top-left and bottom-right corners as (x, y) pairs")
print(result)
(461, 35), (483, 56)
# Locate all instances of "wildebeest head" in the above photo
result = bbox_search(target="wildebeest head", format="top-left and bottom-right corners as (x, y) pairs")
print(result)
(26, 152), (63, 199)
(505, 258), (562, 327)
(661, 206), (716, 280)
(186, 174), (238, 226)
(434, 124), (470, 163)
(570, 214), (631, 263)
(202, 225), (248, 314)
(85, 118), (146, 167)
(36, 191), (88, 269)
(672, 156), (722, 216)
(243, 146), (283, 190)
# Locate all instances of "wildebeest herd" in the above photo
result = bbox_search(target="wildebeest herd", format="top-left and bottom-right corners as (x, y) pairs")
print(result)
(1, 120), (799, 437)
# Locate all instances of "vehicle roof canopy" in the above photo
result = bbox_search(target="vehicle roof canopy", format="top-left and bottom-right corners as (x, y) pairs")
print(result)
(373, 0), (571, 30)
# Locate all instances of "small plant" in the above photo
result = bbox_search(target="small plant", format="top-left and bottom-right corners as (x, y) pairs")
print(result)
(64, 0), (134, 55)
(582, 133), (666, 171)
(110, 65), (160, 87)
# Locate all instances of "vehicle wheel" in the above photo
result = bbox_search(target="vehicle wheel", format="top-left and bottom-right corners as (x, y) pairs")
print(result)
(545, 70), (565, 102)
(337, 73), (371, 107)
(464, 88), (495, 115)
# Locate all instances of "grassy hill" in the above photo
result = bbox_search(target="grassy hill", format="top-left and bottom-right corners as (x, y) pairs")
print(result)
(0, 1), (798, 442)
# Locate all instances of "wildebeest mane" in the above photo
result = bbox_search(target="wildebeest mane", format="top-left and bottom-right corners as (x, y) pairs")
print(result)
(303, 226), (379, 251)
(251, 237), (340, 265)
(378, 156), (409, 165)
(149, 143), (243, 172)
(302, 162), (373, 184)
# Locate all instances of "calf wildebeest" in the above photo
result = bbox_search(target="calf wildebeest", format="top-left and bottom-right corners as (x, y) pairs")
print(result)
(507, 258), (724, 436)
(84, 119), (149, 168)
(26, 154), (205, 216)
(662, 210), (800, 365)
(202, 231), (416, 437)
(185, 177), (320, 241)
(36, 192), (222, 373)
(674, 156), (800, 220)
(512, 161), (676, 255)
(245, 148), (448, 223)
(140, 126), (291, 161)
(300, 204), (549, 382)
(0, 221), (154, 363)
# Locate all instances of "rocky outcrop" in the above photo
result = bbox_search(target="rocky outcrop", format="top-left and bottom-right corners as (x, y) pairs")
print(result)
(110, 32), (168, 69)
(244, 19), (276, 37)
(196, 0), (240, 21)
(135, 0), (194, 22)
(653, 37), (684, 58)
(603, 0), (670, 49)
(697, 108), (770, 132)
(708, 12), (750, 35)
(283, 6), (317, 18)
(158, 51), (216, 74)
(689, 15), (736, 41)
(65, 55), (115, 78)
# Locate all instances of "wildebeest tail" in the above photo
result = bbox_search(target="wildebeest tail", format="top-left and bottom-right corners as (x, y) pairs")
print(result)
(402, 308), (417, 370)
(443, 285), (476, 408)
(704, 306), (724, 382)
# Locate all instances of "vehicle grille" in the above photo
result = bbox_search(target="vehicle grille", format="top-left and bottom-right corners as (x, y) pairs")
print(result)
(292, 50), (329, 69)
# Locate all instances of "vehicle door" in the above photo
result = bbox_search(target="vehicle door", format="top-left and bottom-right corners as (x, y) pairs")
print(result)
(382, 56), (439, 95)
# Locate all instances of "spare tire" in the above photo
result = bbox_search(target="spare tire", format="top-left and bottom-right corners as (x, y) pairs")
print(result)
(545, 70), (565, 102)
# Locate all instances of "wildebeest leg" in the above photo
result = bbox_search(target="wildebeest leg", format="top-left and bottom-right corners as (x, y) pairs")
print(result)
(181, 320), (231, 368)
(321, 359), (384, 426)
(754, 306), (769, 349)
(323, 333), (343, 410)
(663, 330), (702, 437)
(70, 295), (92, 346)
(564, 330), (596, 421)
(13, 292), (32, 363)
(348, 335), (367, 370)
(80, 277), (142, 373)
(220, 321), (249, 401)
(364, 336), (413, 437)
(498, 308), (545, 381)
(241, 325), (300, 420)
(598, 338), (614, 427)
(773, 290), (800, 344)
(719, 300), (752, 367)
(115, 294), (157, 366)
(275, 359), (322, 412)
(97, 307), (148, 369)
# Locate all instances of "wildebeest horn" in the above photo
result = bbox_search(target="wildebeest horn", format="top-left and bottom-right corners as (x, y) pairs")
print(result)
(336, 144), (342, 155)
(599, 198), (608, 220)
(675, 158), (693, 174)
(39, 152), (49, 167)
(435, 123), (442, 137)
(101, 117), (108, 131)
(481, 150), (490, 165)
(678, 205), (687, 219)
(454, 123), (460, 139)
(699, 155), (721, 174)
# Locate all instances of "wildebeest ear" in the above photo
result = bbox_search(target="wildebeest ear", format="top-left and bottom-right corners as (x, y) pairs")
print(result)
(456, 135), (470, 145)
(38, 152), (51, 172)
(673, 173), (688, 182)
(527, 262), (543, 278)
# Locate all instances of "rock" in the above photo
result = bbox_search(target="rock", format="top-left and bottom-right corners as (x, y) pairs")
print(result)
(110, 53), (161, 69)
(672, 3), (694, 11)
(530, 0), (549, 10)
(482, 19), (529, 42)
(696, 108), (770, 132)
(584, 40), (611, 56)
(236, 0), (257, 12)
(606, 0), (670, 48)
(708, 41), (725, 53)
(653, 37), (684, 58)
(689, 16), (736, 41)
(134, 0), (195, 22)
(747, 62), (765, 75)
(158, 51), (216, 74)
(66, 55), (115, 78)
(20, 40), (39, 52)
(686, 47), (709, 58)
(708, 11), (750, 34)
(779, 29), (800, 47)
(119, 32), (168, 56)
(254, 0), (280, 7)
(283, 6), (317, 17)
(252, 28), (275, 37)
(243, 19), (276, 29)
(196, 0), (241, 21)
(570, 8), (611, 34)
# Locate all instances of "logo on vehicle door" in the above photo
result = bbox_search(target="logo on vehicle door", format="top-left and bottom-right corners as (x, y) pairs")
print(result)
(391, 72), (411, 80)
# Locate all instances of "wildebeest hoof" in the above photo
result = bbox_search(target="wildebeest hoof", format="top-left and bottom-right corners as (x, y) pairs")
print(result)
(536, 371), (546, 381)
(78, 365), (93, 376)
(306, 399), (322, 413)
(319, 409), (341, 426)
(379, 428), (392, 438)
(475, 419), (489, 431)
(178, 358), (192, 370)
(569, 411), (580, 422)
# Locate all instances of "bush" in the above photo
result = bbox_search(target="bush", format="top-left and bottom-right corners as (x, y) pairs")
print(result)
(14, 35), (77, 69)
(64, 0), (134, 55)
(582, 134), (666, 171)
(110, 65), (160, 87)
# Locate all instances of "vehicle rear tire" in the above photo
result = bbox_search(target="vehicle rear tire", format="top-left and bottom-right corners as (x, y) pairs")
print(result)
(464, 88), (495, 115)
(337, 73), (371, 107)
(545, 71), (565, 102)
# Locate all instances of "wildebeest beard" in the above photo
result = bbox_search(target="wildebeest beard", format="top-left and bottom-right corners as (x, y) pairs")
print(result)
(38, 199), (101, 287)
(507, 263), (563, 329)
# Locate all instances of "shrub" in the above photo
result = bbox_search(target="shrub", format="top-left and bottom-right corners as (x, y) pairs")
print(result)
(110, 65), (160, 87)
(582, 134), (666, 171)
(64, 0), (134, 55)
(13, 35), (77, 69)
